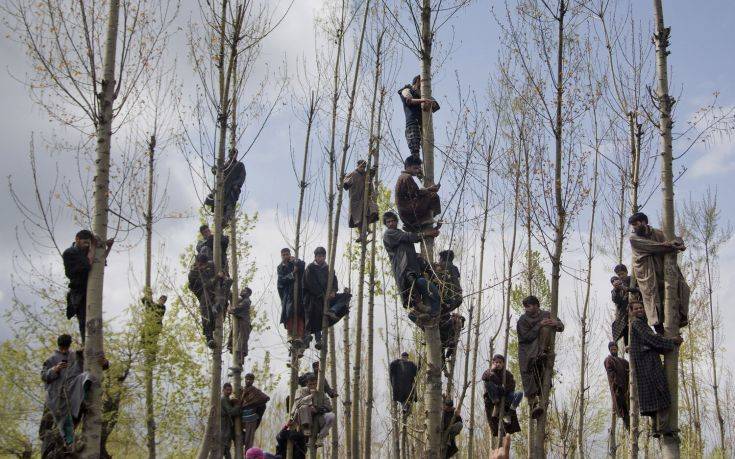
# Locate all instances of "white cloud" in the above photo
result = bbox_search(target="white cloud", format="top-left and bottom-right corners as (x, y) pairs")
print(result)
(690, 137), (735, 178)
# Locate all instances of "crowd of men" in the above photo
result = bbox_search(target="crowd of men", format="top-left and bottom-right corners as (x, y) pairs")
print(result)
(45, 75), (691, 457)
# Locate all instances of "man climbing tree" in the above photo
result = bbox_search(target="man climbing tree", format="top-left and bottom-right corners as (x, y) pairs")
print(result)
(389, 352), (419, 414)
(227, 287), (252, 366)
(629, 301), (682, 437)
(239, 373), (270, 450)
(291, 374), (336, 447)
(441, 399), (463, 458)
(628, 212), (689, 334)
(205, 148), (246, 227)
(398, 75), (440, 158)
(611, 264), (638, 345)
(482, 354), (523, 439)
(196, 224), (230, 271)
(62, 230), (113, 343)
(277, 248), (306, 350)
(382, 211), (441, 320)
(188, 253), (232, 348)
(303, 247), (351, 350)
(343, 159), (379, 242)
(516, 295), (564, 419)
(221, 382), (241, 459)
(604, 341), (630, 431)
(395, 156), (442, 232)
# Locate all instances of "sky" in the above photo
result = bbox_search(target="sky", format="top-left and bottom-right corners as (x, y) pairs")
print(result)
(1, 0), (734, 453)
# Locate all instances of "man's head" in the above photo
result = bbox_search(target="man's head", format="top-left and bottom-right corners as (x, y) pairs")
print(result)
(439, 250), (454, 263)
(195, 253), (209, 268)
(628, 212), (649, 236)
(229, 147), (238, 159)
(222, 382), (233, 397)
(404, 155), (423, 176)
(401, 352), (409, 361)
(411, 75), (421, 89)
(245, 373), (255, 387)
(522, 295), (541, 316)
(443, 398), (454, 412)
(280, 247), (292, 264)
(312, 361), (320, 371)
(305, 374), (318, 390)
(357, 159), (367, 172)
(610, 276), (620, 285)
(630, 301), (646, 318)
(614, 264), (628, 277)
(158, 295), (168, 304)
(57, 334), (72, 352)
(75, 229), (93, 250)
(491, 354), (505, 370)
(383, 211), (399, 230)
(608, 341), (619, 356)
(314, 247), (327, 265)
(199, 224), (212, 238)
(245, 447), (265, 459)
(241, 287), (252, 298)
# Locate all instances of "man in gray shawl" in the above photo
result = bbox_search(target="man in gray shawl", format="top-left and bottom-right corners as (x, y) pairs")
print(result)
(516, 295), (564, 419)
(39, 334), (108, 456)
(227, 287), (252, 366)
(628, 212), (689, 334)
(343, 159), (378, 241)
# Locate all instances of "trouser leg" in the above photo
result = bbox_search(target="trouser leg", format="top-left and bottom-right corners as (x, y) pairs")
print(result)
(77, 306), (86, 343)
(319, 412), (336, 437)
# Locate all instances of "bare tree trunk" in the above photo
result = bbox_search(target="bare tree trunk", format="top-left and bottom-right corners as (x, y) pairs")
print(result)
(628, 111), (642, 459)
(328, 327), (339, 459)
(652, 1), (680, 457)
(363, 56), (386, 459)
(533, 2), (567, 456)
(467, 138), (495, 458)
(352, 26), (382, 455)
(419, 3), (443, 457)
(144, 134), (159, 459)
(313, 1), (371, 457)
(578, 119), (601, 458)
(80, 1), (120, 456)
(704, 241), (726, 455)
(343, 311), (352, 459)
(287, 92), (316, 459)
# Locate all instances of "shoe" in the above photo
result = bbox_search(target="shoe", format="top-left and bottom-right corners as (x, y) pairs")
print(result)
(325, 310), (338, 322)
(207, 339), (216, 349)
(531, 404), (544, 419)
(315, 340), (323, 350)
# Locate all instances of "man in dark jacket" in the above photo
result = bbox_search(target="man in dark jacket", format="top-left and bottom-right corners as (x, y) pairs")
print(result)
(188, 254), (231, 348)
(196, 224), (230, 271)
(611, 264), (638, 345)
(303, 247), (351, 350)
(482, 354), (523, 437)
(398, 75), (439, 158)
(277, 248), (306, 346)
(441, 399), (463, 458)
(516, 295), (564, 419)
(382, 211), (440, 320)
(204, 147), (246, 227)
(275, 421), (307, 459)
(62, 230), (113, 343)
(629, 300), (682, 437)
(221, 382), (241, 459)
(227, 287), (252, 366)
(395, 156), (442, 231)
(604, 341), (630, 430)
(389, 352), (418, 414)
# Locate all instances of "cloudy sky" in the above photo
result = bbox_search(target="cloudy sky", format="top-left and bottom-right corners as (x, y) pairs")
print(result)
(1, 0), (734, 452)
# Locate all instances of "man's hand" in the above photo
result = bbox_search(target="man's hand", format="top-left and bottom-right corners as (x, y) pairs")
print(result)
(491, 434), (511, 459)
(53, 361), (68, 373)
(671, 336), (683, 345)
(217, 272), (226, 279)
(329, 292), (336, 300)
(423, 228), (440, 238)
(427, 184), (440, 193)
(540, 319), (555, 327)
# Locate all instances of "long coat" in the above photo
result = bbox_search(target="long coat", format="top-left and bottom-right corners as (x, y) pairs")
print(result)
(604, 354), (630, 419)
(630, 227), (690, 328)
(228, 293), (251, 363)
(630, 317), (675, 415)
(41, 350), (91, 453)
(383, 227), (422, 307)
(343, 168), (378, 228)
(611, 275), (638, 343)
(303, 262), (338, 334)
(277, 259), (305, 326)
(389, 358), (418, 404)
(517, 310), (564, 397)
(62, 243), (91, 320)
(395, 172), (441, 230)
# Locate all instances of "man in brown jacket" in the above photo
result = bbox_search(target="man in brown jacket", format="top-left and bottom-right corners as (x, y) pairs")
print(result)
(628, 212), (689, 334)
(395, 155), (441, 231)
(343, 159), (378, 240)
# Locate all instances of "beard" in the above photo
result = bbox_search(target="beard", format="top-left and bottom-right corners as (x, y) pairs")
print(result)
(634, 225), (648, 237)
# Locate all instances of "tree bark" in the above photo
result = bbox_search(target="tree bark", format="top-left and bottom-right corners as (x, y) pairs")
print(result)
(80, 1), (120, 456)
(144, 134), (159, 459)
(628, 110), (642, 459)
(652, 1), (680, 457)
(533, 2), (567, 456)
